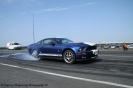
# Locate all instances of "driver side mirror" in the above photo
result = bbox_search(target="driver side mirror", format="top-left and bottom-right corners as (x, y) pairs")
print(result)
(49, 41), (55, 46)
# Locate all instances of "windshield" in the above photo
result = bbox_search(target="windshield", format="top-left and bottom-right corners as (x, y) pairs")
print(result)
(54, 38), (74, 44)
(14, 43), (20, 45)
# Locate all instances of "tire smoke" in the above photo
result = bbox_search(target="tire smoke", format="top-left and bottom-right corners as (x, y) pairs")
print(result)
(0, 53), (40, 61)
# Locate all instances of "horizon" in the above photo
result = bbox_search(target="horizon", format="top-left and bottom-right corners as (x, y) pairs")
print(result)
(0, 0), (133, 47)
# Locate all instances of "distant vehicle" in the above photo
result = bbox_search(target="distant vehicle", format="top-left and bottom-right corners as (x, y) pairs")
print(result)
(111, 45), (116, 49)
(6, 42), (22, 50)
(128, 44), (133, 49)
(116, 44), (122, 48)
(104, 44), (109, 49)
(28, 38), (99, 64)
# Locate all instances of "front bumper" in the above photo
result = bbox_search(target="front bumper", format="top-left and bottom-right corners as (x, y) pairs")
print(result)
(76, 50), (99, 60)
(14, 47), (22, 49)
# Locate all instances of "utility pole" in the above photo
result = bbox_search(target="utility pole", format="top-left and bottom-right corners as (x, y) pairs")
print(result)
(33, 14), (35, 43)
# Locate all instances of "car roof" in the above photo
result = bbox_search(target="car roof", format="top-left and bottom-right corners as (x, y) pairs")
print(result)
(7, 42), (17, 43)
(38, 38), (66, 42)
(43, 37), (66, 40)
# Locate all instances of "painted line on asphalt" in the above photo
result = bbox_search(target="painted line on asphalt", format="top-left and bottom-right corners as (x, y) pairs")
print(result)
(0, 63), (133, 88)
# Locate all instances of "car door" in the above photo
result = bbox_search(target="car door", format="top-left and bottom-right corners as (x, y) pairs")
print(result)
(8, 43), (11, 49)
(40, 39), (59, 56)
(9, 43), (14, 49)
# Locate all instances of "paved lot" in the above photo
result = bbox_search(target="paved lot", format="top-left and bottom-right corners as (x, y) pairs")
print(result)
(0, 50), (133, 88)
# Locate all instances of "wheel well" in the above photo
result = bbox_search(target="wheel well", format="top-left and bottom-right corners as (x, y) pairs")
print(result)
(62, 48), (75, 55)
(29, 49), (37, 55)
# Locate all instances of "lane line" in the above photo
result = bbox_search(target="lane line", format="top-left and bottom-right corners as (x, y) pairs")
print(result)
(0, 63), (133, 88)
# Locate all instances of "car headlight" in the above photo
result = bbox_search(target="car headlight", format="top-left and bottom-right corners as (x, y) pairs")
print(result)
(78, 47), (86, 52)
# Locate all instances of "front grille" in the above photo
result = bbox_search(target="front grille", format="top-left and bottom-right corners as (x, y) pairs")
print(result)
(86, 46), (97, 51)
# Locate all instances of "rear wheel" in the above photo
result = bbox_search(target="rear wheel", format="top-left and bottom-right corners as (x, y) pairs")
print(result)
(63, 50), (75, 64)
(31, 50), (40, 59)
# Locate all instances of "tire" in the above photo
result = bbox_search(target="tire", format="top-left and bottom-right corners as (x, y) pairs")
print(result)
(31, 50), (40, 59)
(63, 50), (76, 64)
(13, 47), (15, 50)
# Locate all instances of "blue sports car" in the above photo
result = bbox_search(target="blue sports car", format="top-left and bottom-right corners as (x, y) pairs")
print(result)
(28, 38), (99, 64)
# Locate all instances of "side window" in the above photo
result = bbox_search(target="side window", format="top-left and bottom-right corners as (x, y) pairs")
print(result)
(62, 40), (68, 44)
(43, 39), (55, 45)
(43, 39), (51, 45)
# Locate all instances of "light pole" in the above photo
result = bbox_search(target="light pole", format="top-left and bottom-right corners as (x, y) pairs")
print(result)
(33, 14), (35, 43)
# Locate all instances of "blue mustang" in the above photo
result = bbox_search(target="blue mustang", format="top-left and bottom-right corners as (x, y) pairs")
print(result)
(28, 38), (99, 64)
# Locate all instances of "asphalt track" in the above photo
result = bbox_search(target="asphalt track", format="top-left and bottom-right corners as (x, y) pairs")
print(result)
(0, 50), (133, 88)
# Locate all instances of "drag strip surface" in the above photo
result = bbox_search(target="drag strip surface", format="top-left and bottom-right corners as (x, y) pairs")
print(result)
(0, 50), (133, 88)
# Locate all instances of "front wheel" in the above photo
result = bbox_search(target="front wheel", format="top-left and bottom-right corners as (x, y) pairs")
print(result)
(63, 50), (76, 64)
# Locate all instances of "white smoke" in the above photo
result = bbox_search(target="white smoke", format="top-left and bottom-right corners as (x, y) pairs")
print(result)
(0, 55), (10, 57)
(0, 53), (40, 61)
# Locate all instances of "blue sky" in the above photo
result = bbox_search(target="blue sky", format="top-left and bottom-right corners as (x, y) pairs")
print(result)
(0, 0), (133, 47)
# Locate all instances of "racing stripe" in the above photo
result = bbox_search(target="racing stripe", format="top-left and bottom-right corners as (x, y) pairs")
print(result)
(39, 54), (62, 57)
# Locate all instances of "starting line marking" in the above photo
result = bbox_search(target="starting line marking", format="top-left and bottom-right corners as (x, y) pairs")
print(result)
(0, 63), (133, 88)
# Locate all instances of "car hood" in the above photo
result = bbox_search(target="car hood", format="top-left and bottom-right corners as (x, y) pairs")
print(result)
(61, 42), (96, 47)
